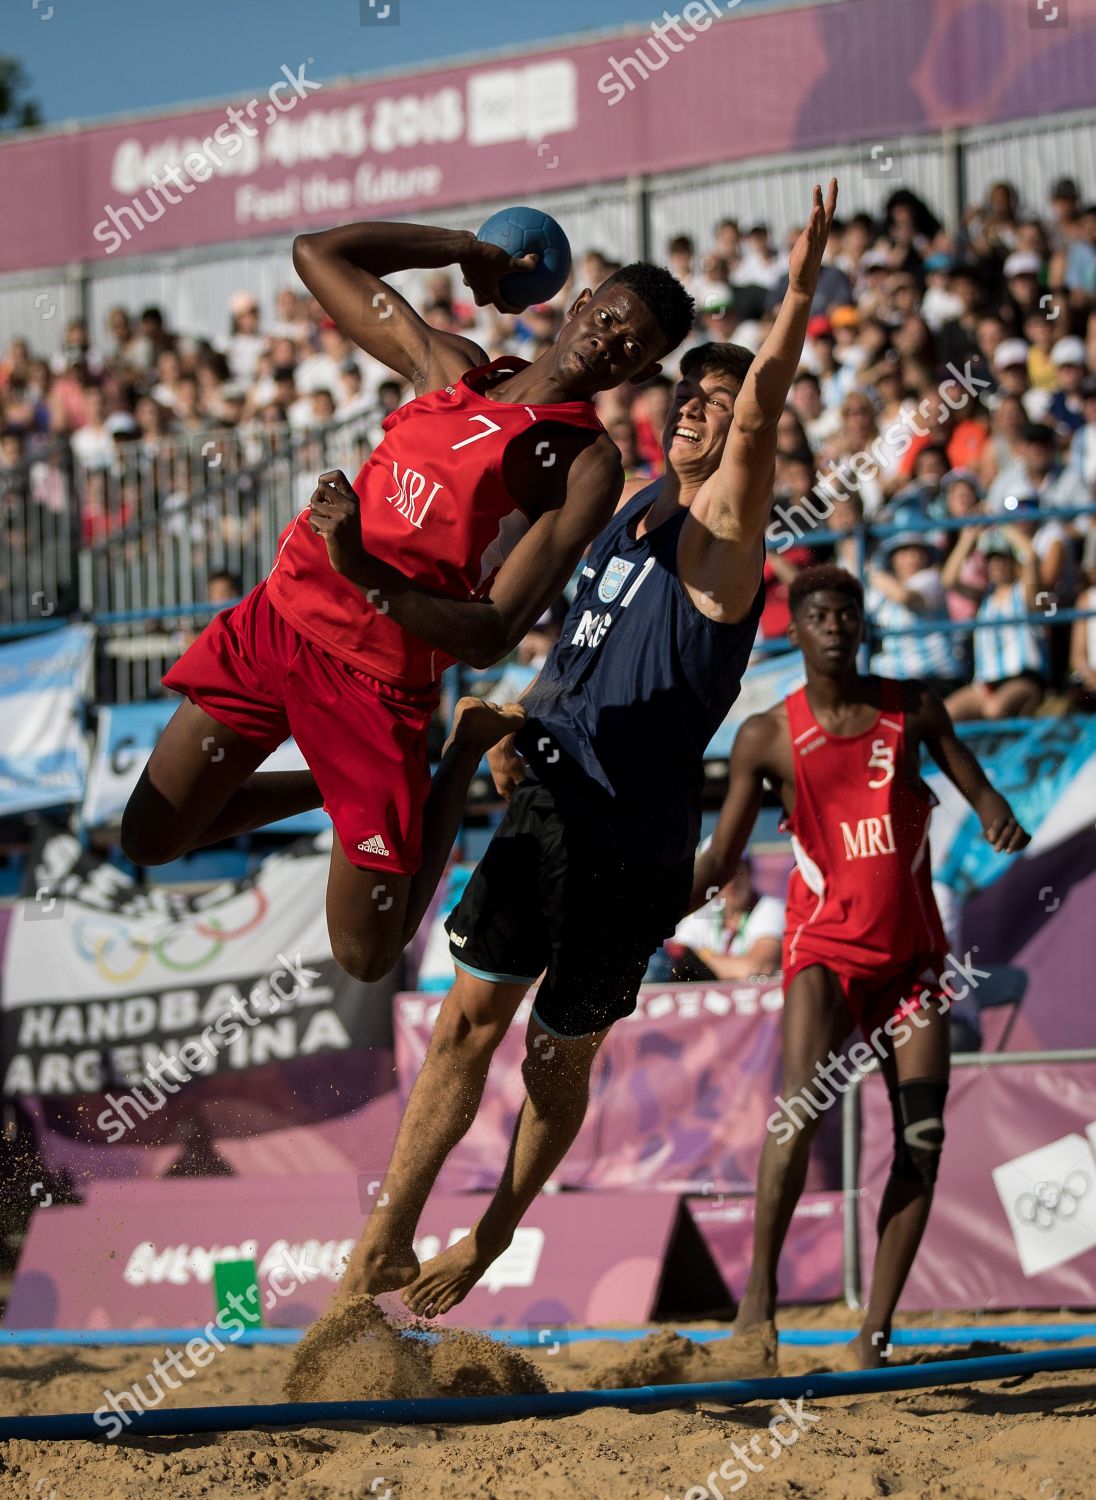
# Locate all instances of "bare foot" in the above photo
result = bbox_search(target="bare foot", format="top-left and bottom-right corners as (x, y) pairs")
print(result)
(445, 697), (526, 756)
(338, 1237), (419, 1300)
(723, 1318), (779, 1377)
(401, 1224), (508, 1318)
(812, 1329), (892, 1372)
(848, 1327), (894, 1369)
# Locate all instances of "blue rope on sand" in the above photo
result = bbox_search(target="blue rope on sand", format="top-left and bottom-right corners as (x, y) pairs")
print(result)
(1, 1347), (1095, 1440)
(4, 1322), (1096, 1348)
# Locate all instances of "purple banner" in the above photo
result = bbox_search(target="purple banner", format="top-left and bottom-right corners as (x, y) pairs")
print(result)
(395, 981), (841, 1195)
(859, 1062), (1096, 1311)
(688, 1190), (844, 1305)
(5, 1176), (682, 1331)
(1, 0), (1093, 273)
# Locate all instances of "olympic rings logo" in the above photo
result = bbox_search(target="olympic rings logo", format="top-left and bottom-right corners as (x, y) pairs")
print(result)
(1015, 1172), (1090, 1231)
(72, 887), (269, 984)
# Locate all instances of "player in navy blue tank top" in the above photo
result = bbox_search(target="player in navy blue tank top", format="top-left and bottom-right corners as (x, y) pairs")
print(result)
(330, 183), (840, 1318)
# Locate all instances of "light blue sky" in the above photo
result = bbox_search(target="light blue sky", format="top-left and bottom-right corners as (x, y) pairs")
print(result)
(6, 0), (764, 128)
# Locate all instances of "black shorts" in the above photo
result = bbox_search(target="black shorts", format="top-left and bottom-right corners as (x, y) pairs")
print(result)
(445, 778), (692, 1038)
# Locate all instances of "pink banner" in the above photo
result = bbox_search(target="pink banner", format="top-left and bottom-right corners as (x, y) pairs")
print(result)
(395, 980), (841, 1195)
(5, 1175), (685, 1331)
(689, 1191), (844, 1305)
(859, 1062), (1096, 1311)
(3, 0), (1094, 273)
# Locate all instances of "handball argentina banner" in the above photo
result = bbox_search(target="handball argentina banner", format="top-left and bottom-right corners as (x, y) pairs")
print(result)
(0, 827), (374, 1099)
(0, 0), (1092, 272)
(0, 624), (93, 818)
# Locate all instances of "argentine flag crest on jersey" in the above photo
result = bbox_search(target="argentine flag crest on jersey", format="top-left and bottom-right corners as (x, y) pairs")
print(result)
(597, 556), (635, 604)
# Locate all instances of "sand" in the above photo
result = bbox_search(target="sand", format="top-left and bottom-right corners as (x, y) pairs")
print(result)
(1, 1304), (1093, 1499)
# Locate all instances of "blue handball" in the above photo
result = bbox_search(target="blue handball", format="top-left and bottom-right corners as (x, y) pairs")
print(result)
(476, 206), (572, 310)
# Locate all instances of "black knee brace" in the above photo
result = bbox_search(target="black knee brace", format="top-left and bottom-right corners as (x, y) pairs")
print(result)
(889, 1077), (948, 1187)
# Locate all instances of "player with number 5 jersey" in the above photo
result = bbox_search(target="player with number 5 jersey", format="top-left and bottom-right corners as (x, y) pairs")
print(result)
(122, 216), (695, 986)
(692, 562), (1029, 1374)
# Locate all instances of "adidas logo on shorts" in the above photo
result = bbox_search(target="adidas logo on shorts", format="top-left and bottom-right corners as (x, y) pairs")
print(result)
(356, 834), (390, 857)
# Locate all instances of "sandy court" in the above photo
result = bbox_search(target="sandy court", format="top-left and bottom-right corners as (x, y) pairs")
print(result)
(0, 1304), (1093, 1500)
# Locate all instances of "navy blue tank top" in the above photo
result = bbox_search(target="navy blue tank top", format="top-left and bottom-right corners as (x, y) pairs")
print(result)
(518, 481), (764, 864)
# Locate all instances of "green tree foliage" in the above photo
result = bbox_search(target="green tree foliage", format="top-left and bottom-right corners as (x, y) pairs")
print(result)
(0, 57), (41, 134)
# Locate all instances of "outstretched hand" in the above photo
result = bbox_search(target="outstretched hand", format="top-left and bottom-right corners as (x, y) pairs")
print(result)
(788, 178), (838, 298)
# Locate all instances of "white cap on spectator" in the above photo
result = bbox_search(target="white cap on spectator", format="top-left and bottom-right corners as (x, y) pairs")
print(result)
(702, 284), (735, 313)
(1051, 335), (1087, 367)
(230, 290), (259, 316)
(860, 249), (891, 271)
(1003, 251), (1042, 279)
(994, 338), (1030, 370)
(105, 412), (138, 435)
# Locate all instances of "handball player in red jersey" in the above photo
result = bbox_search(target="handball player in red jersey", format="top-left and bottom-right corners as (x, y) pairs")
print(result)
(121, 221), (694, 981)
(692, 564), (1028, 1370)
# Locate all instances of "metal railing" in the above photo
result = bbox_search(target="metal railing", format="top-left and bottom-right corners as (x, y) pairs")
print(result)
(73, 413), (374, 700)
(0, 433), (1093, 706)
(0, 440), (81, 627)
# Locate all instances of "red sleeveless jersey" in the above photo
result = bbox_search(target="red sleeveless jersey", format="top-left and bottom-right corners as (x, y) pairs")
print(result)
(265, 357), (604, 689)
(782, 678), (948, 979)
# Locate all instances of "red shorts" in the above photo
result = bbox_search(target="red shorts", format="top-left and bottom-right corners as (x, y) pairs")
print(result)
(782, 951), (945, 1038)
(163, 582), (436, 874)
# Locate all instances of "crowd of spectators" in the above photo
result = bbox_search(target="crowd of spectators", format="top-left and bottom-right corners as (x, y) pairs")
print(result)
(1, 175), (1095, 709)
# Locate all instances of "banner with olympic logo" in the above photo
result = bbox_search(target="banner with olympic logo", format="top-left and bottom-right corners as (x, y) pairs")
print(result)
(1, 825), (391, 1100)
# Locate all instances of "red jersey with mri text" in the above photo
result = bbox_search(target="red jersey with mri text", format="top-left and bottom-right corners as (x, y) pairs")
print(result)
(781, 678), (948, 980)
(265, 357), (604, 690)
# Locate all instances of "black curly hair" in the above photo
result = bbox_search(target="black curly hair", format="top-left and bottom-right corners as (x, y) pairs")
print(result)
(597, 262), (695, 355)
(789, 564), (864, 617)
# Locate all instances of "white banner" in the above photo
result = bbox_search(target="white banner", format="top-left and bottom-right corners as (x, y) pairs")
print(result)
(0, 625), (93, 816)
(2, 826), (383, 1097)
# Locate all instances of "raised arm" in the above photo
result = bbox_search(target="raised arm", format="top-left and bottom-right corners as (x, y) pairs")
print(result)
(1002, 523), (1040, 611)
(678, 181), (838, 623)
(292, 221), (536, 395)
(916, 684), (1029, 853)
(308, 439), (623, 670)
(689, 714), (773, 910)
(940, 523), (980, 590)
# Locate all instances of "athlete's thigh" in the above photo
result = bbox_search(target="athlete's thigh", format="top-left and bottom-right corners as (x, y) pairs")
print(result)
(781, 964), (855, 1090)
(325, 832), (412, 972)
(878, 996), (951, 1090)
(538, 838), (690, 1038)
(286, 645), (433, 879)
(126, 700), (272, 852)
